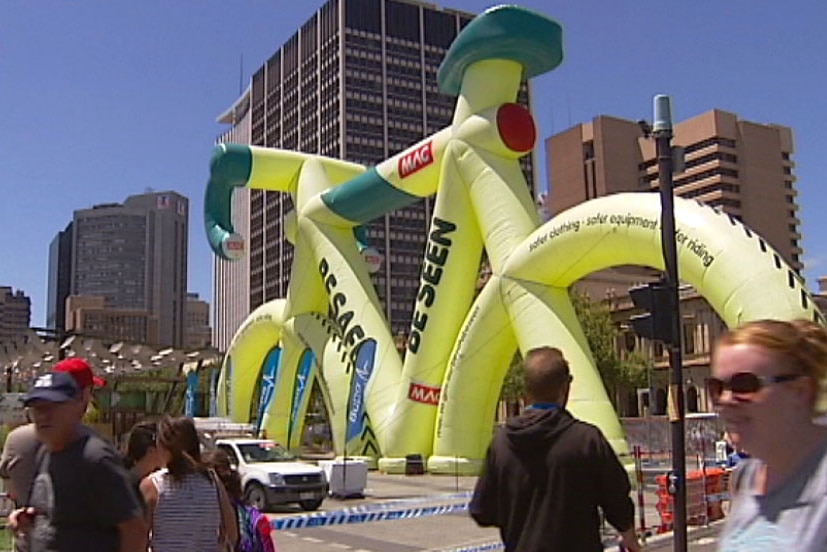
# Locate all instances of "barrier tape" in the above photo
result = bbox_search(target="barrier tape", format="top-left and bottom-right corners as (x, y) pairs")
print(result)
(272, 502), (469, 530)
(271, 487), (728, 541)
(446, 541), (504, 552)
(321, 491), (472, 514)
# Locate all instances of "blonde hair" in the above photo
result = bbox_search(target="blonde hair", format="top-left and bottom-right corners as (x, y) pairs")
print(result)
(718, 319), (827, 410)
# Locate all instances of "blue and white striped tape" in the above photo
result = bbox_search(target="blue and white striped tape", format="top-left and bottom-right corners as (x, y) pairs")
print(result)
(334, 491), (472, 513)
(446, 542), (504, 552)
(272, 502), (469, 530)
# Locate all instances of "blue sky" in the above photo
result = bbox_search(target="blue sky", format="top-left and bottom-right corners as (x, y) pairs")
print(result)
(1, 1), (825, 328)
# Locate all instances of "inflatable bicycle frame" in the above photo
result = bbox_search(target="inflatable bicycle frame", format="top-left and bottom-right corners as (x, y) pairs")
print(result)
(204, 6), (821, 474)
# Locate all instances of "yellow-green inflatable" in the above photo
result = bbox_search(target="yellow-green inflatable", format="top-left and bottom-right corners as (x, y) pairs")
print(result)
(204, 5), (822, 474)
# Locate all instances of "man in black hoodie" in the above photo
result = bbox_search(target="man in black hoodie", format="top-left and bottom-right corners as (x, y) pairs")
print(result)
(469, 347), (641, 551)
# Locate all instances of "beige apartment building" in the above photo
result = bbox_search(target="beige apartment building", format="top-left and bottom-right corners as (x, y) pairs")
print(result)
(184, 293), (212, 350)
(65, 295), (159, 345)
(545, 109), (804, 415)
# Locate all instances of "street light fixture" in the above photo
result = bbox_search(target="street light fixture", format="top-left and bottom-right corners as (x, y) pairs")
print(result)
(652, 94), (687, 552)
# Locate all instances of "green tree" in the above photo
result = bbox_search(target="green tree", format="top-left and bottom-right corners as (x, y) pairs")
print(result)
(500, 352), (524, 403)
(569, 289), (648, 411)
(618, 349), (650, 391)
(569, 289), (621, 394)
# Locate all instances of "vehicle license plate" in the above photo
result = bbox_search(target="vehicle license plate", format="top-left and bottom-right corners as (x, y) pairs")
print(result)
(300, 492), (315, 500)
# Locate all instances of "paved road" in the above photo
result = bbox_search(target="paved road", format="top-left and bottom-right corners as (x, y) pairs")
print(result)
(269, 473), (495, 552)
(264, 472), (725, 551)
(643, 523), (723, 551)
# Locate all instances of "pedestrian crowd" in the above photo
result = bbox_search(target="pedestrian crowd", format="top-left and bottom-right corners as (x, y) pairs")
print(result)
(469, 319), (827, 551)
(0, 358), (275, 552)
(3, 317), (827, 551)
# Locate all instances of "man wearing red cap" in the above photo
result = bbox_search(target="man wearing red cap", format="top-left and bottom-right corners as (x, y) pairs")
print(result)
(9, 372), (145, 551)
(53, 358), (105, 409)
(0, 358), (106, 537)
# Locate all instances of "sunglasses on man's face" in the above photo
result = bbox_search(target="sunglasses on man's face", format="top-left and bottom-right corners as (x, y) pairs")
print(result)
(708, 372), (802, 402)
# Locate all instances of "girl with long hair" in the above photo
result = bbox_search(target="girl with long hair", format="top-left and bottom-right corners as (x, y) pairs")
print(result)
(122, 421), (163, 516)
(203, 449), (276, 552)
(139, 416), (238, 551)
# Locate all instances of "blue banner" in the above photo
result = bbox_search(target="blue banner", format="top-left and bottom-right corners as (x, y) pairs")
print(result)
(185, 368), (199, 417)
(288, 350), (315, 445)
(225, 356), (234, 416)
(255, 348), (281, 434)
(346, 339), (377, 445)
(209, 367), (218, 417)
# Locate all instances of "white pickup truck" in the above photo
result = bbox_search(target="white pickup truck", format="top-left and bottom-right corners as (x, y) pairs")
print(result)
(214, 438), (328, 511)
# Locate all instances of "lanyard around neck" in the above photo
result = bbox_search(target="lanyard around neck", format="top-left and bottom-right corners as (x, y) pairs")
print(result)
(527, 402), (560, 411)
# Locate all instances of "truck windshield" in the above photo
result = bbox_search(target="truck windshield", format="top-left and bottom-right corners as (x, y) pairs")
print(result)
(237, 443), (297, 463)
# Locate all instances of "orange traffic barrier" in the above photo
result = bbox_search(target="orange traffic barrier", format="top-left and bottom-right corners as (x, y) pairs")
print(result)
(654, 467), (726, 533)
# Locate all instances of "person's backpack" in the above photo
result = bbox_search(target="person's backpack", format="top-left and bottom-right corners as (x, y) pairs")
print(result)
(236, 502), (275, 552)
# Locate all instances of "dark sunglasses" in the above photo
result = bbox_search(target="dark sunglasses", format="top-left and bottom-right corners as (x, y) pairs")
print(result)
(708, 372), (802, 402)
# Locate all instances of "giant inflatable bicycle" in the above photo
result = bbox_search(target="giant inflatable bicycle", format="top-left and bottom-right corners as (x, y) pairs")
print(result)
(204, 5), (821, 474)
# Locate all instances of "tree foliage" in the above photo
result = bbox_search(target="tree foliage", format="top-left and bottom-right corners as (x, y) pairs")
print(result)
(500, 352), (524, 403)
(569, 288), (650, 407)
(569, 289), (621, 391)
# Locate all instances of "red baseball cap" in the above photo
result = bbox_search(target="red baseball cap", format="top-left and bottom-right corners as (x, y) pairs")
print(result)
(53, 358), (106, 388)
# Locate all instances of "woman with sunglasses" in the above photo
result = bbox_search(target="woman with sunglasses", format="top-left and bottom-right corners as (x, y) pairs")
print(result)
(711, 319), (827, 551)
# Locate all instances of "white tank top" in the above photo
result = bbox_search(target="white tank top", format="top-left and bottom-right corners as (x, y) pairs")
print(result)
(149, 468), (222, 552)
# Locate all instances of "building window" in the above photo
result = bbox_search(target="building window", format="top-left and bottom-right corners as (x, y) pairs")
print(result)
(683, 325), (696, 355)
(583, 140), (595, 161)
(686, 386), (699, 413)
(708, 198), (742, 210)
(683, 137), (736, 154)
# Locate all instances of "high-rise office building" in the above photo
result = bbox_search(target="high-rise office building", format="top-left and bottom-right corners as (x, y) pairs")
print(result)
(46, 222), (73, 333)
(0, 287), (31, 342)
(213, 92), (252, 352)
(69, 191), (188, 347)
(213, 0), (534, 351)
(546, 109), (801, 272)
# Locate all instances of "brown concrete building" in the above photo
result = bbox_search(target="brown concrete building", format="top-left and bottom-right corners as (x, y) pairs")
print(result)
(65, 295), (159, 345)
(0, 287), (31, 342)
(545, 109), (803, 415)
(546, 109), (801, 273)
(607, 286), (728, 416)
(184, 293), (212, 350)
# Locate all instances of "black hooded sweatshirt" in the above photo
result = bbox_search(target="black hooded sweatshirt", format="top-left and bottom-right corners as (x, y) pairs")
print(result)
(469, 407), (634, 551)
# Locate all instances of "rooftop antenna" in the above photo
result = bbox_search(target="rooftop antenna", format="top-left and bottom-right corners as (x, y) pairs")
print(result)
(549, 100), (554, 136)
(239, 53), (244, 95)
